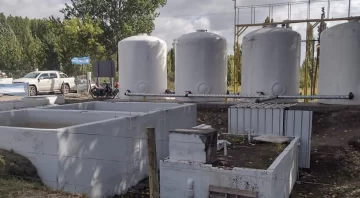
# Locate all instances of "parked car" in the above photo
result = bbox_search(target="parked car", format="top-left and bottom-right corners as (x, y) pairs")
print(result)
(13, 70), (76, 96)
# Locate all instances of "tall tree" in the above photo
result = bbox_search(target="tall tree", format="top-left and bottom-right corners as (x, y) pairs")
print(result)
(227, 54), (234, 86)
(60, 0), (167, 57)
(166, 40), (175, 88)
(7, 16), (44, 70)
(300, 23), (315, 90)
(50, 16), (105, 75)
(234, 43), (242, 86)
(30, 18), (62, 70)
(0, 15), (22, 71)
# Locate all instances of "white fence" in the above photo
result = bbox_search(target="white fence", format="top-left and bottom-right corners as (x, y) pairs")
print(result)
(228, 103), (313, 168)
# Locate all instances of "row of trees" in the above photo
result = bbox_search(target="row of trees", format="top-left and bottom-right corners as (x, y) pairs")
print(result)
(0, 1), (324, 92)
(0, 0), (167, 77)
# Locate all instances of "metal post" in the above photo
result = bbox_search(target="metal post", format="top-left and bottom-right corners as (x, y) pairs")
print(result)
(307, 0), (311, 20)
(146, 127), (159, 198)
(311, 39), (316, 96)
(251, 6), (253, 24)
(253, 7), (256, 23)
(87, 72), (92, 94)
(288, 3), (290, 20)
(327, 0), (330, 19)
(269, 5), (271, 19)
(233, 0), (237, 94)
(348, 0), (351, 17)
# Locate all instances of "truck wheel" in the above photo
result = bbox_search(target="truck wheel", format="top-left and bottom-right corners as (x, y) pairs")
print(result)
(29, 85), (37, 96)
(61, 84), (70, 94)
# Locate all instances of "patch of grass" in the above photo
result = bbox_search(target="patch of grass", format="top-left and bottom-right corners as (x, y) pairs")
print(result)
(0, 178), (86, 198)
(0, 149), (86, 198)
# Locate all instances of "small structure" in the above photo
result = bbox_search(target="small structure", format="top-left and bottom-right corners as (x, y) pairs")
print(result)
(228, 103), (312, 168)
(0, 101), (197, 197)
(160, 127), (299, 198)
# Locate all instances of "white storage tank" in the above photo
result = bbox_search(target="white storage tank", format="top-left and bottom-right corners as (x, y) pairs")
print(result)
(175, 30), (227, 101)
(118, 34), (167, 99)
(241, 25), (301, 101)
(318, 20), (360, 105)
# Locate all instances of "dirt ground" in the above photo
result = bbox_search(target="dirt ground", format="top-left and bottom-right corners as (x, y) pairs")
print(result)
(0, 96), (22, 102)
(213, 134), (288, 169)
(290, 110), (360, 198)
(121, 108), (360, 198)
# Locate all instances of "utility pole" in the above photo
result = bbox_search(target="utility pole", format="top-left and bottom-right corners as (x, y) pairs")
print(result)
(313, 7), (326, 95)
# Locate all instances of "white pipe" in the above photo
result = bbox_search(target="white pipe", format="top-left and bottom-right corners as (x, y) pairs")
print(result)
(224, 142), (227, 157)
(125, 92), (266, 99)
(188, 94), (265, 98)
(124, 92), (354, 100)
(186, 178), (194, 198)
(247, 129), (252, 143)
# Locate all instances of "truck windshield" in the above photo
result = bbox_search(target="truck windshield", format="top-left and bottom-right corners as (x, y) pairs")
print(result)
(23, 72), (40, 78)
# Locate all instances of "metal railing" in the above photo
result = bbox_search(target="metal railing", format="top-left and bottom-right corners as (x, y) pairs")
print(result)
(124, 90), (354, 103)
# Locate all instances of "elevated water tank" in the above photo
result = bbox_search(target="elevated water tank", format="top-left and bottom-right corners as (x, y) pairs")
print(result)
(318, 20), (360, 105)
(118, 34), (167, 99)
(175, 30), (227, 101)
(241, 26), (301, 101)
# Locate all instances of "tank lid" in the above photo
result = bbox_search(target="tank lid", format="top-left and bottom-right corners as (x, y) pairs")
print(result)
(196, 29), (207, 32)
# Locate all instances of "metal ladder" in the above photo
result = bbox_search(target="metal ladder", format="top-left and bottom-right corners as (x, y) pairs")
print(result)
(209, 185), (258, 198)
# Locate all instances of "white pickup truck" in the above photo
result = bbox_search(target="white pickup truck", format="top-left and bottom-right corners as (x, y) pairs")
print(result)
(13, 70), (76, 96)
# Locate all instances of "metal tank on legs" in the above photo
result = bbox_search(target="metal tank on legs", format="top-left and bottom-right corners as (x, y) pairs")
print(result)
(118, 34), (167, 100)
(318, 20), (360, 105)
(175, 30), (227, 102)
(241, 25), (301, 102)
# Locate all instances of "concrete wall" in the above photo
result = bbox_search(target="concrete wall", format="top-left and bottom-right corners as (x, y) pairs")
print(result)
(43, 101), (184, 113)
(22, 95), (66, 105)
(0, 109), (132, 127)
(0, 102), (197, 197)
(268, 137), (299, 197)
(57, 103), (197, 196)
(0, 95), (66, 112)
(160, 137), (299, 198)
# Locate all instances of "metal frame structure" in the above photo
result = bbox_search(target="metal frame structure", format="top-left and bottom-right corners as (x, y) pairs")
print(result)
(232, 0), (357, 98)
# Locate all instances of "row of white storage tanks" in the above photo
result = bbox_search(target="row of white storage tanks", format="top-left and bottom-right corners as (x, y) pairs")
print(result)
(118, 20), (360, 105)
